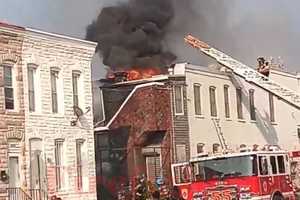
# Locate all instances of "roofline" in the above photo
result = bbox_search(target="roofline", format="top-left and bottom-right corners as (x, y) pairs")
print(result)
(26, 28), (97, 47)
(94, 82), (165, 132)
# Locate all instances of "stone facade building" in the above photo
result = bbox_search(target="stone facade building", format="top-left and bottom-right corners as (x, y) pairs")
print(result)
(0, 23), (26, 199)
(0, 23), (97, 200)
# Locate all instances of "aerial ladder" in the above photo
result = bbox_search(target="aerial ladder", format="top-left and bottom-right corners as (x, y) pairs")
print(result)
(184, 35), (300, 110)
(185, 35), (300, 151)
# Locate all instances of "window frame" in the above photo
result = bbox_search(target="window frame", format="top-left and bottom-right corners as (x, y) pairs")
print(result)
(174, 85), (184, 115)
(193, 83), (202, 116)
(27, 65), (37, 112)
(236, 88), (243, 119)
(3, 64), (14, 110)
(54, 139), (64, 190)
(209, 86), (217, 117)
(249, 89), (256, 121)
(223, 85), (230, 118)
(50, 70), (59, 113)
(76, 139), (84, 191)
(269, 93), (275, 122)
(72, 71), (81, 108)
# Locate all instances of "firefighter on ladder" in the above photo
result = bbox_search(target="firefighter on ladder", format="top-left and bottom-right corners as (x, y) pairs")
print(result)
(257, 57), (270, 77)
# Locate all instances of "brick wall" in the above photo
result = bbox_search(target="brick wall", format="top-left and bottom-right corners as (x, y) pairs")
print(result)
(0, 25), (25, 198)
(21, 30), (97, 200)
(109, 84), (173, 182)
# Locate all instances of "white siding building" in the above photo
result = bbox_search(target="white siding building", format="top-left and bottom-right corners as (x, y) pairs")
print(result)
(171, 63), (300, 158)
(22, 29), (97, 199)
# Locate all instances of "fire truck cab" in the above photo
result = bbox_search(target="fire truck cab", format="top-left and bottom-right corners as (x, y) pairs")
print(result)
(172, 147), (295, 200)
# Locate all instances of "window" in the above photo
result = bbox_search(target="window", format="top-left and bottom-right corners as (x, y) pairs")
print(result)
(72, 72), (80, 107)
(277, 156), (285, 174)
(270, 156), (277, 174)
(269, 93), (275, 122)
(193, 84), (202, 115)
(259, 156), (268, 175)
(28, 66), (36, 112)
(249, 89), (256, 120)
(55, 139), (64, 190)
(197, 143), (205, 154)
(3, 65), (14, 109)
(209, 86), (217, 117)
(174, 85), (184, 114)
(236, 88), (243, 119)
(224, 85), (230, 118)
(76, 139), (84, 190)
(51, 70), (59, 113)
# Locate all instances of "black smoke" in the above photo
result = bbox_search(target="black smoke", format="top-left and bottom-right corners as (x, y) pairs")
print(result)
(86, 0), (176, 70)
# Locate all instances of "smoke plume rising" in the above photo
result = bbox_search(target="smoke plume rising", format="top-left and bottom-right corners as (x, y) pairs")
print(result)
(86, 0), (176, 70)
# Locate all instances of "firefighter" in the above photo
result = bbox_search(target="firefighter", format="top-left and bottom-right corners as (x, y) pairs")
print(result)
(257, 57), (270, 77)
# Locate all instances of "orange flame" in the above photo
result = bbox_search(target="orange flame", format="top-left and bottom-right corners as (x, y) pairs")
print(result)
(126, 67), (161, 81)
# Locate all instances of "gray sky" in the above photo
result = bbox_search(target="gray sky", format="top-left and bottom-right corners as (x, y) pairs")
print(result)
(1, 0), (300, 80)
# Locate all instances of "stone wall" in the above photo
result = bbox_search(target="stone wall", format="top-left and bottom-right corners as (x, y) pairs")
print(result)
(21, 30), (97, 200)
(0, 24), (25, 198)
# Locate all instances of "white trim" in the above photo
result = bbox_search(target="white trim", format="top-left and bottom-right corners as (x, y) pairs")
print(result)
(94, 82), (164, 132)
(26, 28), (97, 47)
(174, 85), (185, 116)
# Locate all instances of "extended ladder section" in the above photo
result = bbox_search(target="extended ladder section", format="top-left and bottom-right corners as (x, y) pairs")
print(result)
(212, 118), (228, 150)
(184, 35), (300, 109)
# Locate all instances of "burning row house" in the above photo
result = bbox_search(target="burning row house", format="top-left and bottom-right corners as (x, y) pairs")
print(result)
(93, 64), (190, 199)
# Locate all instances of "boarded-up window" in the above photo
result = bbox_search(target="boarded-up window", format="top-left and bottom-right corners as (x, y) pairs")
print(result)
(8, 157), (20, 187)
(29, 138), (46, 191)
(174, 85), (184, 114)
(224, 85), (230, 118)
(51, 70), (59, 113)
(269, 93), (275, 122)
(249, 89), (256, 120)
(209, 86), (217, 117)
(236, 88), (243, 119)
(3, 65), (14, 109)
(194, 84), (202, 115)
(28, 66), (36, 112)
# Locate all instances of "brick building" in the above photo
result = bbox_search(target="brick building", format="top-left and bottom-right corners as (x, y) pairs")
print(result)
(94, 73), (191, 199)
(0, 23), (97, 199)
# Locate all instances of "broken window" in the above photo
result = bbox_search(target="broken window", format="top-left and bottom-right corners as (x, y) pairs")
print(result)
(236, 88), (243, 119)
(174, 85), (184, 114)
(249, 89), (256, 120)
(193, 84), (202, 115)
(224, 85), (230, 118)
(209, 86), (217, 117)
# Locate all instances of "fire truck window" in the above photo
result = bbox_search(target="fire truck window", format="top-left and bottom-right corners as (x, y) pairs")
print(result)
(270, 156), (278, 174)
(259, 156), (268, 175)
(277, 156), (286, 174)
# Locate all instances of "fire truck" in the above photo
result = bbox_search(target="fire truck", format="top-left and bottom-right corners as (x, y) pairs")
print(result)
(172, 146), (295, 200)
(170, 35), (300, 200)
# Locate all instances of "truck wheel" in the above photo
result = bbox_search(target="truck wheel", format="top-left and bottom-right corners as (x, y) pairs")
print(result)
(273, 194), (284, 200)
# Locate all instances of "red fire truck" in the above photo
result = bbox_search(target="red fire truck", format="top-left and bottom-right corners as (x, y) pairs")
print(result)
(171, 147), (295, 200)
